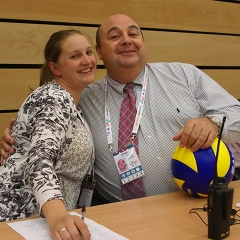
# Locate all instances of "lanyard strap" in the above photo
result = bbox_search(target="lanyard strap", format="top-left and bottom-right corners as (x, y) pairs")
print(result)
(76, 107), (95, 166)
(104, 66), (148, 152)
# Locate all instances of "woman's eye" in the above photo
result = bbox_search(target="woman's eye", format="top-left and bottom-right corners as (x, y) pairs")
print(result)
(71, 54), (78, 59)
(86, 50), (93, 55)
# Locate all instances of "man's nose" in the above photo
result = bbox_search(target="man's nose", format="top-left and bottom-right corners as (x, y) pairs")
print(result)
(120, 34), (132, 45)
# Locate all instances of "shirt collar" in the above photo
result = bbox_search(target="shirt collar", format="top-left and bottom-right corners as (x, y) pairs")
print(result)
(105, 67), (145, 94)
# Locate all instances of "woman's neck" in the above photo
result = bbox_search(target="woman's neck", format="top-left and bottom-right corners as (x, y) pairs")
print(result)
(53, 79), (82, 107)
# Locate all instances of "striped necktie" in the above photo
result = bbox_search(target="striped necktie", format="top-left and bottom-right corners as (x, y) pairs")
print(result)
(118, 83), (146, 200)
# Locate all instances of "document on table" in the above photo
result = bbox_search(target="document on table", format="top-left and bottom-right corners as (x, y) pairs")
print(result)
(7, 211), (129, 240)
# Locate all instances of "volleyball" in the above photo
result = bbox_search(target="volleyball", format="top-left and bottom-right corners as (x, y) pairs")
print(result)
(171, 138), (235, 197)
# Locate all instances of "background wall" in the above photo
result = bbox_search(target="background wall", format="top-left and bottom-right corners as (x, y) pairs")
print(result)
(0, 0), (240, 134)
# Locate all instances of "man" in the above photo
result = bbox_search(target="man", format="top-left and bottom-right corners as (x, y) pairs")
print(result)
(1, 14), (240, 203)
(229, 142), (240, 180)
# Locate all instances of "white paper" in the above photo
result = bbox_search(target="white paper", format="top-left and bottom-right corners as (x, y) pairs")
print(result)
(7, 212), (129, 240)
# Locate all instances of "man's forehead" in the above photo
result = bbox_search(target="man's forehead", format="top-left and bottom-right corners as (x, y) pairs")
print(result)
(106, 25), (139, 35)
(101, 15), (139, 33)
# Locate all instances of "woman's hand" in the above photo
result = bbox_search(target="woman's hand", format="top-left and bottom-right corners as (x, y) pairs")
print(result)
(42, 199), (91, 240)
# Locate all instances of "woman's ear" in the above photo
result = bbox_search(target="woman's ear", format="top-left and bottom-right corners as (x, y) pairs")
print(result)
(49, 62), (61, 77)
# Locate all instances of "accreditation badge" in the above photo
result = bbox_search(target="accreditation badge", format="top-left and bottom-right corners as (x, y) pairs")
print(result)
(113, 144), (144, 184)
(77, 173), (96, 208)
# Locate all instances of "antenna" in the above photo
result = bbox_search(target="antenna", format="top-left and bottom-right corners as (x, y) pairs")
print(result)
(212, 116), (226, 186)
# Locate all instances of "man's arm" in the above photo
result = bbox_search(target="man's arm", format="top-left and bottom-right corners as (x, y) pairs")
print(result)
(172, 64), (240, 152)
(0, 118), (15, 160)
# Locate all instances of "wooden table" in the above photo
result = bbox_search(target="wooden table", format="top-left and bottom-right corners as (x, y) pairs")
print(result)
(1, 181), (240, 240)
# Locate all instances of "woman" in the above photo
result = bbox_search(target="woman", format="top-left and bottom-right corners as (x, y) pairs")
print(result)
(0, 29), (96, 240)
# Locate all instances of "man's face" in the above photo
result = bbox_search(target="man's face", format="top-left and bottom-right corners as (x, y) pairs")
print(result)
(96, 14), (148, 76)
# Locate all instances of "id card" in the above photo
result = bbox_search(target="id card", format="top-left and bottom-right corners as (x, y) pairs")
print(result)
(113, 144), (144, 184)
(77, 174), (95, 208)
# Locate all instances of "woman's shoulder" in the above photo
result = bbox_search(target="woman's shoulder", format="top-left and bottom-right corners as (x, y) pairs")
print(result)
(30, 82), (74, 106)
(21, 82), (75, 118)
(34, 81), (70, 97)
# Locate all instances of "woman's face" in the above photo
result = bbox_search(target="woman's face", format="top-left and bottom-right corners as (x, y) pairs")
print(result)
(53, 33), (97, 91)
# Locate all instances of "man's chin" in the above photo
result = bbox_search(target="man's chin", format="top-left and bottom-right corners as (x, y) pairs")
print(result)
(119, 60), (140, 68)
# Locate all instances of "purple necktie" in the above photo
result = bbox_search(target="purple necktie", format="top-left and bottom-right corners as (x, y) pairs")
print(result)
(118, 83), (146, 200)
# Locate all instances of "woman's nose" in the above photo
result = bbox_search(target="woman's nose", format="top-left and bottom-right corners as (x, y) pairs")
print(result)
(82, 55), (92, 64)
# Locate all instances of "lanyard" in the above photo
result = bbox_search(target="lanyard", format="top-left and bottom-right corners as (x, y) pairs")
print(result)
(104, 66), (148, 152)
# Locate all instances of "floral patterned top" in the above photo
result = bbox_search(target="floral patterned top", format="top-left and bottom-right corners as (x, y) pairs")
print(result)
(0, 81), (94, 221)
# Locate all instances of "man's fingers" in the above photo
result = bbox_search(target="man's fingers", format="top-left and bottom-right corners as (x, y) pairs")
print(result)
(173, 118), (219, 152)
(200, 133), (216, 150)
(9, 118), (15, 130)
(1, 138), (14, 154)
(0, 118), (16, 159)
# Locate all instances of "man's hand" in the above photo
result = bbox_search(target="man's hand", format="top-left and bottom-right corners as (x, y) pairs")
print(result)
(0, 118), (16, 161)
(172, 117), (219, 152)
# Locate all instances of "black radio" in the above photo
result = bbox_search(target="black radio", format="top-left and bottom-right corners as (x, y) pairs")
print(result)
(207, 116), (234, 240)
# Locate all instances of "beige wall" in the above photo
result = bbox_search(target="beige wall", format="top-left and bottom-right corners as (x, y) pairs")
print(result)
(0, 0), (240, 134)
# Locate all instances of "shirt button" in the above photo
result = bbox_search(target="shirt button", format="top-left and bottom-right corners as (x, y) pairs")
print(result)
(157, 156), (161, 160)
(147, 135), (151, 139)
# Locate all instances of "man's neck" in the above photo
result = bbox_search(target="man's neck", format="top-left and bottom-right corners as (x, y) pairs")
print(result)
(107, 66), (145, 84)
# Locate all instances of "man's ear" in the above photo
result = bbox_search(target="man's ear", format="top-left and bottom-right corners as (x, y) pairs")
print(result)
(95, 44), (103, 60)
(49, 62), (61, 76)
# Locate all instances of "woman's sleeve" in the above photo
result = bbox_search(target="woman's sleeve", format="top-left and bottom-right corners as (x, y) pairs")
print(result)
(24, 92), (74, 213)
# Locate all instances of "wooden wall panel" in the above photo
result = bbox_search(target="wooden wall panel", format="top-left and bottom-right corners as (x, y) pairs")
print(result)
(0, 69), (39, 110)
(202, 70), (240, 99)
(0, 23), (103, 65)
(145, 31), (240, 66)
(1, 0), (240, 34)
(0, 0), (239, 129)
(1, 22), (240, 66)
(0, 69), (239, 112)
(0, 69), (107, 110)
(0, 113), (17, 138)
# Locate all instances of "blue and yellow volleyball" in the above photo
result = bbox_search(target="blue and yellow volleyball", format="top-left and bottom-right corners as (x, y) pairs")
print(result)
(171, 138), (235, 197)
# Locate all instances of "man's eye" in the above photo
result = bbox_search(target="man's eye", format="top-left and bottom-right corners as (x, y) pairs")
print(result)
(111, 35), (119, 39)
(129, 33), (137, 37)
